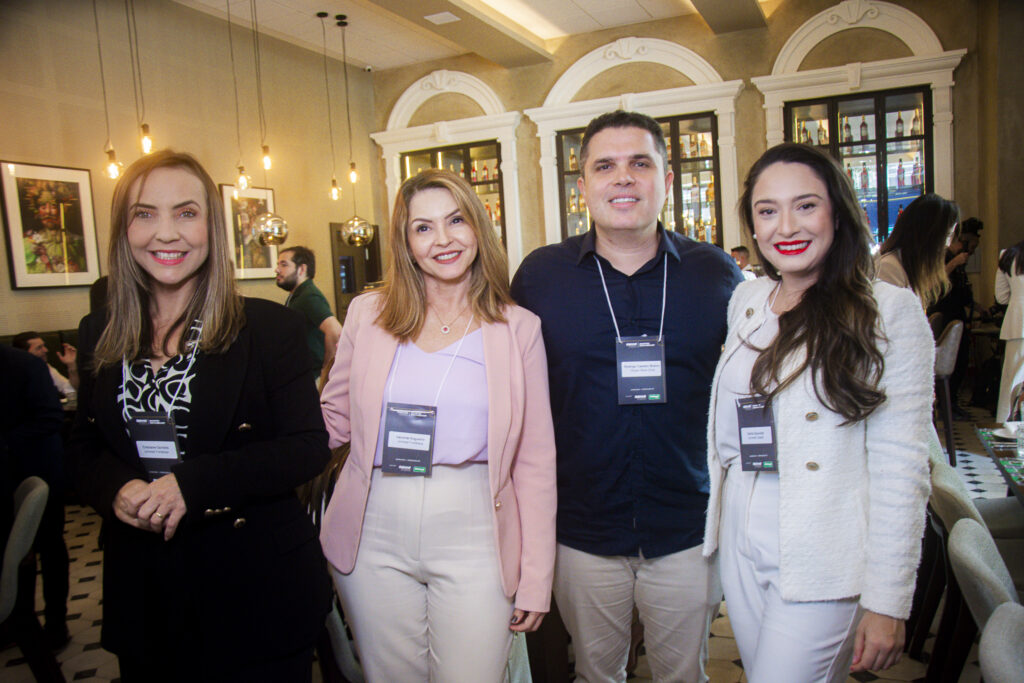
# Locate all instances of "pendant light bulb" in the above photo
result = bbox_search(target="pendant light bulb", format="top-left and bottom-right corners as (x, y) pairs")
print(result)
(105, 149), (123, 180)
(140, 123), (153, 154)
(330, 177), (341, 201)
(262, 145), (272, 170)
(237, 165), (251, 190)
(348, 161), (358, 184)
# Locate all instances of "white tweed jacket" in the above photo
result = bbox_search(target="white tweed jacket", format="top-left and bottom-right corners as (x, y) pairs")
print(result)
(702, 277), (933, 619)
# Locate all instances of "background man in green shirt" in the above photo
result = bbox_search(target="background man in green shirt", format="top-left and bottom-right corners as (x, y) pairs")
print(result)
(275, 246), (343, 388)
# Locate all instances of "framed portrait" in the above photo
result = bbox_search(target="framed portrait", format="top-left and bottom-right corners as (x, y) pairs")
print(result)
(220, 184), (277, 279)
(1, 161), (101, 289)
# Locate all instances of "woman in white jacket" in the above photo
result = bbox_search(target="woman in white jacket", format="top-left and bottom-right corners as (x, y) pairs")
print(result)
(995, 241), (1024, 420)
(703, 143), (933, 682)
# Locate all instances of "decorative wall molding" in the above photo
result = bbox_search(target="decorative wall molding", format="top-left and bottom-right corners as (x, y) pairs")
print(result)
(755, 2), (965, 199)
(773, 0), (944, 76)
(527, 37), (743, 248)
(544, 37), (722, 107)
(386, 70), (506, 130)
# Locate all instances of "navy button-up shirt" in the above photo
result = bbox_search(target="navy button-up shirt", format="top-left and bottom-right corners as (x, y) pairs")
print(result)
(511, 226), (741, 557)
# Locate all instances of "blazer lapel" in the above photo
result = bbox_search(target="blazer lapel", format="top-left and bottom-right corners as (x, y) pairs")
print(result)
(482, 322), (513, 491)
(188, 331), (247, 458)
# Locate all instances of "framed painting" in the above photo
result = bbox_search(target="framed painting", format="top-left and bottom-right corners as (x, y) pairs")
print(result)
(220, 184), (277, 279)
(1, 161), (101, 289)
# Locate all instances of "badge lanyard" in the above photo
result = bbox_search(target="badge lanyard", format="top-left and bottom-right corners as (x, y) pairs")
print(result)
(121, 320), (203, 480)
(595, 253), (669, 404)
(380, 313), (474, 475)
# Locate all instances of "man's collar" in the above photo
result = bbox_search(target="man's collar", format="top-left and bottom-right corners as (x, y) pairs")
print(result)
(576, 222), (681, 266)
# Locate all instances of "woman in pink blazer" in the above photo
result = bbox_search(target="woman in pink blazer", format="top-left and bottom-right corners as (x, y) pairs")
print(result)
(319, 169), (557, 682)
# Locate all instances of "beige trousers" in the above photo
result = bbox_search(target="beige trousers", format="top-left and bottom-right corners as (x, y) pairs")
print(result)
(553, 543), (720, 683)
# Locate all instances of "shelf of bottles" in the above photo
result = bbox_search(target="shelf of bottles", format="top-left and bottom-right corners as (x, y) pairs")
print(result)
(556, 112), (722, 246)
(786, 87), (931, 243)
(400, 141), (505, 246)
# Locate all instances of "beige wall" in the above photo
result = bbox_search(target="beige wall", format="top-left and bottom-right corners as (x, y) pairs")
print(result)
(371, 0), (1019, 306)
(0, 0), (378, 335)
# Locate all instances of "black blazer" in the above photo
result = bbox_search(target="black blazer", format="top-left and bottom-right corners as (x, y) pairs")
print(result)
(70, 298), (331, 664)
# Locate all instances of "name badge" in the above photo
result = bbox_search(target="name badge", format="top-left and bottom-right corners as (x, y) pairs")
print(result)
(616, 336), (667, 404)
(381, 402), (436, 476)
(127, 413), (182, 481)
(736, 396), (778, 472)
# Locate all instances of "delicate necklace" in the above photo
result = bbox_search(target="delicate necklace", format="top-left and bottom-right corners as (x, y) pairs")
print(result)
(432, 303), (470, 334)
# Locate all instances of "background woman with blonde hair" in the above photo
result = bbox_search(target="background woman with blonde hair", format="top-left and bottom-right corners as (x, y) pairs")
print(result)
(319, 169), (557, 681)
(71, 150), (330, 681)
(876, 192), (959, 307)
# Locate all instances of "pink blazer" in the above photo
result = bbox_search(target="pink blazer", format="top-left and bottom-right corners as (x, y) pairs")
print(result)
(318, 292), (557, 612)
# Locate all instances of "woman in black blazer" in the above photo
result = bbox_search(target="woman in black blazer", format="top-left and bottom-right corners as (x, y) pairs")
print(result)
(70, 150), (330, 682)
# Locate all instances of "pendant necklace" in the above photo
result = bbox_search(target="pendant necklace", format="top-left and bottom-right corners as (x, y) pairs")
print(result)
(432, 303), (470, 334)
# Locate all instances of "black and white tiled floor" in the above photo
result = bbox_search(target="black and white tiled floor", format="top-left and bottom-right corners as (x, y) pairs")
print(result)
(2, 408), (1014, 682)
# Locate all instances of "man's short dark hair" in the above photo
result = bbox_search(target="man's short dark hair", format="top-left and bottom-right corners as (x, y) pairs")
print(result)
(730, 246), (749, 257)
(579, 110), (668, 176)
(12, 332), (41, 350)
(281, 245), (316, 279)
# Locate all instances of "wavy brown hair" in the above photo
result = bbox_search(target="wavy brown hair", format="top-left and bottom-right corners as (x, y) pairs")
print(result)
(741, 143), (885, 424)
(376, 169), (512, 341)
(92, 150), (244, 370)
(879, 193), (959, 307)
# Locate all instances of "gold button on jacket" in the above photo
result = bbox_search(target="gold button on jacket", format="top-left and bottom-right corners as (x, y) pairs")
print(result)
(805, 412), (819, 421)
(805, 461), (820, 471)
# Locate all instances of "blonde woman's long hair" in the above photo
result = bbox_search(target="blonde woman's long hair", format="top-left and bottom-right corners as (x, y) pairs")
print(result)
(91, 150), (245, 370)
(376, 169), (512, 340)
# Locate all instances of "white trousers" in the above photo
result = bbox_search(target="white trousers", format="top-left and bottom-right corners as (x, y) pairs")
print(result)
(997, 338), (1024, 421)
(333, 464), (514, 683)
(553, 542), (719, 683)
(719, 468), (862, 683)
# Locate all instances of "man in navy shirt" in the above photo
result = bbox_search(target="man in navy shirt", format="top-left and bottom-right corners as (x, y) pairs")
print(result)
(511, 111), (741, 682)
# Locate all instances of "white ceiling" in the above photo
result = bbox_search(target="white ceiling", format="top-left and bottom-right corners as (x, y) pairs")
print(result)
(172, 0), (768, 71)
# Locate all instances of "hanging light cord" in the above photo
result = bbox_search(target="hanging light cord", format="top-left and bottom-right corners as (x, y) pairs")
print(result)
(341, 21), (356, 214)
(250, 0), (268, 146)
(226, 0), (243, 164)
(320, 16), (337, 177)
(124, 0), (145, 127)
(92, 0), (113, 149)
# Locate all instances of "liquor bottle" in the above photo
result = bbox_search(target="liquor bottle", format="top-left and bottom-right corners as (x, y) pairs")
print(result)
(912, 155), (922, 186)
(698, 135), (710, 157)
(494, 200), (501, 222)
(579, 193), (586, 211)
(799, 120), (810, 144)
(860, 117), (869, 141)
(689, 174), (700, 207)
(471, 161), (477, 182)
(484, 201), (492, 221)
(817, 120), (827, 145)
(845, 162), (853, 182)
(681, 135), (690, 158)
(897, 158), (905, 188)
(482, 163), (489, 181)
(448, 164), (455, 173)
(690, 134), (699, 157)
(459, 162), (465, 178)
(705, 175), (716, 204)
(568, 188), (578, 213)
(569, 148), (578, 171)
(843, 116), (852, 143)
(859, 161), (869, 191)
(911, 108), (922, 136)
(895, 111), (904, 137)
